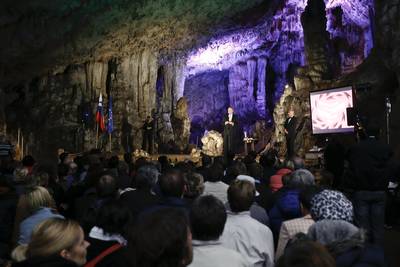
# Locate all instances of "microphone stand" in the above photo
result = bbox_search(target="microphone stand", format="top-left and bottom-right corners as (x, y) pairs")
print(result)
(386, 97), (391, 145)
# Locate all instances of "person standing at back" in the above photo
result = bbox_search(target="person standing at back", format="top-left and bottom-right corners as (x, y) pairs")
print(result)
(346, 121), (393, 245)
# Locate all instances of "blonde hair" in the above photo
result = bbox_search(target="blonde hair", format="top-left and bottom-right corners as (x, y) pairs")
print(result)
(23, 186), (55, 214)
(27, 218), (82, 258)
(11, 245), (28, 262)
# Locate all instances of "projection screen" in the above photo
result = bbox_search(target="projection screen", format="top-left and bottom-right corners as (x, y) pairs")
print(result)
(310, 86), (354, 134)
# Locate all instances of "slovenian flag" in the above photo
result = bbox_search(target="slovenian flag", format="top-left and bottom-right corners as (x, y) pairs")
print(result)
(107, 96), (113, 134)
(96, 93), (106, 132)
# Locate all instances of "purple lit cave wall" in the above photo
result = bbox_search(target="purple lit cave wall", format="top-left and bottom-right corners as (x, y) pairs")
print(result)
(183, 0), (374, 138)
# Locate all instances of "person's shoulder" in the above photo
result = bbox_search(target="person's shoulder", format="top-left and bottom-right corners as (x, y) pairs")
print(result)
(282, 216), (314, 229)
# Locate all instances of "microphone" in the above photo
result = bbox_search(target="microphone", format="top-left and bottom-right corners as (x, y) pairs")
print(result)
(386, 97), (391, 113)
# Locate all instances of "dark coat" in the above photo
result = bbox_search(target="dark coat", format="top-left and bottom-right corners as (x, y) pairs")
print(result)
(120, 188), (160, 219)
(12, 255), (78, 267)
(347, 137), (393, 191)
(268, 188), (302, 242)
(335, 245), (385, 267)
(223, 113), (239, 154)
(284, 116), (298, 139)
(86, 238), (129, 267)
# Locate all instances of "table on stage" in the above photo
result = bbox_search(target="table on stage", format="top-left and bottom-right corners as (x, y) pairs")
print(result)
(243, 137), (256, 155)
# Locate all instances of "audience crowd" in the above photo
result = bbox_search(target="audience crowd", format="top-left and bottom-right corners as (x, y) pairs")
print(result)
(0, 122), (399, 267)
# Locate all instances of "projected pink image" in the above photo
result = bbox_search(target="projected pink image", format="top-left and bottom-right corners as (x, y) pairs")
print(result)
(310, 86), (354, 134)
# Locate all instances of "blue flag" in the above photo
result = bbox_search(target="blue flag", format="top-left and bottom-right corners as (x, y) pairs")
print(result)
(107, 96), (113, 134)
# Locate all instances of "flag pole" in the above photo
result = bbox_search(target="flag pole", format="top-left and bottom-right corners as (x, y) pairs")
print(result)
(95, 123), (99, 149)
(109, 133), (112, 152)
(21, 134), (24, 159)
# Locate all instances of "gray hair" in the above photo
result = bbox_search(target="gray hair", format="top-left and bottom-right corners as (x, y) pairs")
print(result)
(308, 220), (365, 255)
(286, 169), (315, 187)
(136, 165), (160, 189)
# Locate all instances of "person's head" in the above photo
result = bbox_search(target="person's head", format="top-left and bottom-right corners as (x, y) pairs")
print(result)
(207, 163), (224, 182)
(201, 155), (212, 167)
(24, 186), (55, 214)
(96, 174), (117, 198)
(135, 164), (160, 189)
(128, 208), (192, 267)
(124, 153), (133, 164)
(146, 115), (151, 121)
(95, 199), (132, 237)
(33, 171), (50, 187)
(226, 161), (247, 178)
(159, 169), (186, 198)
(292, 156), (305, 170)
(286, 169), (315, 188)
(247, 162), (263, 180)
(22, 155), (35, 168)
(276, 240), (335, 267)
(20, 218), (89, 265)
(288, 109), (295, 118)
(59, 152), (72, 165)
(190, 195), (227, 241)
(299, 186), (322, 215)
(308, 219), (365, 256)
(310, 190), (354, 223)
(227, 107), (234, 115)
(107, 155), (119, 169)
(184, 172), (204, 199)
(228, 180), (255, 212)
(259, 152), (277, 168)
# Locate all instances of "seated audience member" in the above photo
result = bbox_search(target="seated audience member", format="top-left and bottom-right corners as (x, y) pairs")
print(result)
(189, 195), (249, 267)
(233, 175), (270, 226)
(275, 186), (321, 259)
(18, 186), (64, 245)
(291, 157), (305, 170)
(0, 175), (17, 259)
(120, 165), (160, 219)
(248, 162), (275, 212)
(259, 152), (277, 184)
(308, 220), (385, 267)
(158, 156), (171, 173)
(203, 163), (229, 204)
(156, 169), (188, 209)
(183, 172), (205, 205)
(223, 161), (247, 185)
(116, 160), (131, 190)
(12, 218), (90, 267)
(196, 155), (212, 181)
(269, 169), (315, 243)
(21, 156), (36, 176)
(127, 208), (193, 267)
(86, 200), (132, 267)
(276, 240), (335, 267)
(75, 174), (118, 233)
(270, 166), (292, 193)
(310, 189), (354, 223)
(221, 180), (274, 267)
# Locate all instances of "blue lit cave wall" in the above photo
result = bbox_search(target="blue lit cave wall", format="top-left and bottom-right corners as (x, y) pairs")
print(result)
(183, 0), (375, 139)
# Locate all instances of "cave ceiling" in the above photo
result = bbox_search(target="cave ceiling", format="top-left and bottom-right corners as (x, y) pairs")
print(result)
(0, 0), (375, 87)
(0, 0), (272, 87)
